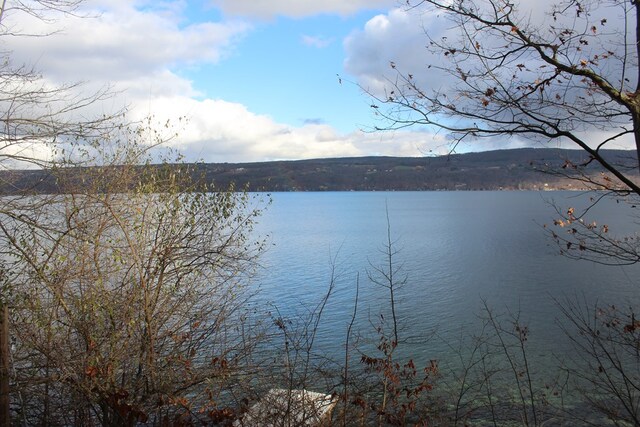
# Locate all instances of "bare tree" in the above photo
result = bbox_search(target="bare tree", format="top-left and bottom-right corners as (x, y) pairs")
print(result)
(2, 126), (268, 425)
(369, 0), (640, 194)
(0, 0), (118, 170)
(355, 208), (438, 426)
(557, 297), (640, 425)
(361, 2), (640, 423)
(0, 1), (124, 423)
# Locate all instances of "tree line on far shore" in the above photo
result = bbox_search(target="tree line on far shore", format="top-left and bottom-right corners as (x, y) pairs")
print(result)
(1, 147), (635, 194)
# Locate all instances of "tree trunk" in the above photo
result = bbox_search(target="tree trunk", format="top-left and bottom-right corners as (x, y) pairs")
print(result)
(634, 0), (640, 172)
(0, 303), (9, 426)
(632, 111), (640, 173)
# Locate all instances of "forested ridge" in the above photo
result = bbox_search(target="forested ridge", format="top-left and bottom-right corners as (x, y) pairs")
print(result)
(1, 148), (635, 194)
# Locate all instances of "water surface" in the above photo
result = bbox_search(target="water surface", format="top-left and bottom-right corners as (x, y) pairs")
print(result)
(252, 191), (640, 363)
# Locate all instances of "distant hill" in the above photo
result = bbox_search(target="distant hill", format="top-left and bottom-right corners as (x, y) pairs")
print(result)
(189, 148), (639, 191)
(0, 148), (637, 194)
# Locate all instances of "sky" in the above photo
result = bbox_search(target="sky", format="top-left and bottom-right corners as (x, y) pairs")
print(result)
(2, 0), (632, 163)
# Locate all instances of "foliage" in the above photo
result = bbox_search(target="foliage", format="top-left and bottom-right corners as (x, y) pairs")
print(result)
(0, 2), (126, 424)
(2, 125), (268, 425)
(547, 196), (640, 265)
(0, 0), (123, 305)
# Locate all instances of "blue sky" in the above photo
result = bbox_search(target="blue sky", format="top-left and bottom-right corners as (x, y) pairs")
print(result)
(172, 2), (395, 134)
(183, 13), (371, 131)
(4, 0), (630, 163)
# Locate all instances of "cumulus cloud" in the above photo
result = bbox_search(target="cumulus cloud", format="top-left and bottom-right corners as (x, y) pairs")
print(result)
(0, 0), (474, 164)
(209, 0), (396, 19)
(344, 8), (449, 96)
(0, 0), (450, 163)
(6, 2), (250, 84)
(344, 2), (637, 155)
(130, 95), (450, 162)
(345, 1), (634, 94)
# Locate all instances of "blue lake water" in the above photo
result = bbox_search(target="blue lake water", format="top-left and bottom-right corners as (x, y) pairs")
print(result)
(251, 191), (640, 365)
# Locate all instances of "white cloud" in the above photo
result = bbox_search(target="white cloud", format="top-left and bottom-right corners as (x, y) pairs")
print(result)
(345, 1), (636, 94)
(4, 0), (552, 164)
(209, 0), (396, 19)
(344, 2), (638, 155)
(5, 1), (251, 84)
(344, 8), (449, 96)
(129, 95), (448, 162)
(0, 0), (446, 163)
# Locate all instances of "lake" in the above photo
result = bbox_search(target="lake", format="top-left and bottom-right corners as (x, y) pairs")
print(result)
(251, 191), (640, 367)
